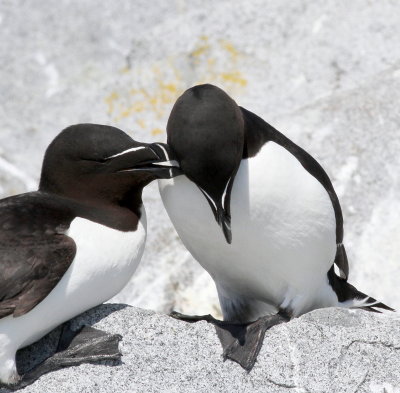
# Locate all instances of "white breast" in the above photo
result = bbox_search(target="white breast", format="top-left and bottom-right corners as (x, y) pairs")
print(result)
(159, 142), (338, 316)
(0, 210), (146, 352)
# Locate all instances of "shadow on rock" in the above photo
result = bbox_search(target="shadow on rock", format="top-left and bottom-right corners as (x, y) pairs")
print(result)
(0, 304), (127, 393)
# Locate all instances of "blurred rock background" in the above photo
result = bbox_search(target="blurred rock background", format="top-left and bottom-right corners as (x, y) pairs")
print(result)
(1, 0), (399, 316)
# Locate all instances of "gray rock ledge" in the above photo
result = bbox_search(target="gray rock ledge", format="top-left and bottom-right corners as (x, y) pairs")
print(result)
(3, 304), (400, 393)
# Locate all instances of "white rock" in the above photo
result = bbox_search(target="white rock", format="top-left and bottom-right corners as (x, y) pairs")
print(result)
(2, 305), (399, 393)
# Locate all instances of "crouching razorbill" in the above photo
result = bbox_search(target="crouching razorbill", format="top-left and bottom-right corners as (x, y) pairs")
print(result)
(158, 84), (393, 370)
(0, 124), (180, 387)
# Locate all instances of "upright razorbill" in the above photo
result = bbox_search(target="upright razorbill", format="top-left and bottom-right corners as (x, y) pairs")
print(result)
(0, 123), (180, 386)
(159, 84), (393, 370)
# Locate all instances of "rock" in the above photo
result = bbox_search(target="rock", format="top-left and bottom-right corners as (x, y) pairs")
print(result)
(2, 304), (400, 393)
(1, 3), (399, 391)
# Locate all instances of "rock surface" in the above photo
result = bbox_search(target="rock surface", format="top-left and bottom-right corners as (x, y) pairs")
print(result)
(2, 304), (399, 393)
(1, 3), (399, 392)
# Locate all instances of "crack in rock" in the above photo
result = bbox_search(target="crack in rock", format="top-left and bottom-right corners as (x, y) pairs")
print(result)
(353, 369), (369, 393)
(342, 340), (400, 354)
(282, 324), (311, 393)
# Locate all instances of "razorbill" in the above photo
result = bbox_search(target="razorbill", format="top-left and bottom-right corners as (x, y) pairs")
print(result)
(0, 123), (180, 386)
(159, 84), (393, 370)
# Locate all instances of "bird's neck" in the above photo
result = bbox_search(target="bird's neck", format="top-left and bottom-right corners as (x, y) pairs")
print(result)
(37, 189), (144, 232)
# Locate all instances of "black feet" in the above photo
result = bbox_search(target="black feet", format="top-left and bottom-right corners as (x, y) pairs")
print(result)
(9, 324), (122, 391)
(220, 313), (290, 370)
(170, 311), (290, 371)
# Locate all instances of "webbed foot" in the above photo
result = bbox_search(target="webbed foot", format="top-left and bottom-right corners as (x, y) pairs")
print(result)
(8, 324), (122, 391)
(170, 310), (290, 371)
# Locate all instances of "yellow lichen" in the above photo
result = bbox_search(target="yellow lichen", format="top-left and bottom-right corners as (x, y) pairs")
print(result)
(220, 40), (239, 60)
(136, 119), (146, 129)
(190, 44), (210, 58)
(160, 82), (178, 94)
(220, 71), (247, 86)
(104, 91), (119, 114)
(120, 66), (130, 74)
(151, 128), (164, 136)
(104, 36), (247, 133)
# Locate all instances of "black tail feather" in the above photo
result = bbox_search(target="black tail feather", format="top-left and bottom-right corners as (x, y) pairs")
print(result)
(360, 306), (382, 313)
(327, 266), (395, 313)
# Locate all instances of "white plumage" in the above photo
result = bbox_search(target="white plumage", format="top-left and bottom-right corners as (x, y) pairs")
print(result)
(0, 211), (146, 383)
(159, 142), (340, 321)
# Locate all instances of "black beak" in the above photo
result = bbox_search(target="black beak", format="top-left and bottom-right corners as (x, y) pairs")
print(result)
(105, 142), (182, 179)
(217, 208), (232, 244)
(198, 188), (232, 244)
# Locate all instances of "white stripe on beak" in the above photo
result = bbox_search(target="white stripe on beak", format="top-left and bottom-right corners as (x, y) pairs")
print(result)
(221, 177), (232, 209)
(106, 146), (146, 159)
(154, 143), (170, 160)
(199, 187), (217, 211)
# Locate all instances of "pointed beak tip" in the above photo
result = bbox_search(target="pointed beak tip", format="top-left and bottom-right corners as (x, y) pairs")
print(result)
(217, 211), (232, 245)
(152, 160), (180, 169)
(223, 228), (232, 244)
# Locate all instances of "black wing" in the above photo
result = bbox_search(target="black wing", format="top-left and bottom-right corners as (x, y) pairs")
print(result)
(240, 107), (349, 279)
(0, 192), (76, 318)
